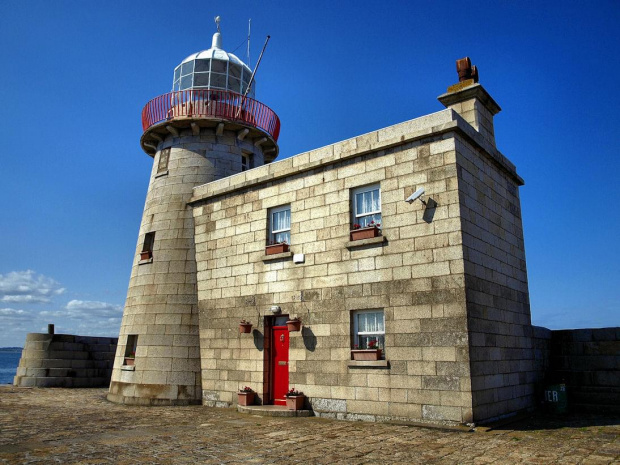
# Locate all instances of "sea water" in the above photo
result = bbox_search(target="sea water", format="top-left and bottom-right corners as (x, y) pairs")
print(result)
(0, 350), (22, 384)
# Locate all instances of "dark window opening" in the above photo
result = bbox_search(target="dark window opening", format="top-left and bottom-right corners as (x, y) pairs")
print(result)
(158, 148), (170, 173)
(124, 335), (138, 365)
(141, 232), (155, 261)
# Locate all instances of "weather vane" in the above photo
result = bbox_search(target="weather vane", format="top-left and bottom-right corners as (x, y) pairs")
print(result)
(214, 16), (221, 33)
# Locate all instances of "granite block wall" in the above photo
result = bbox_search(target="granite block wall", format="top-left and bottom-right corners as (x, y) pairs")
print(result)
(191, 110), (482, 423)
(454, 132), (537, 422)
(548, 327), (620, 413)
(14, 333), (117, 388)
(109, 127), (266, 405)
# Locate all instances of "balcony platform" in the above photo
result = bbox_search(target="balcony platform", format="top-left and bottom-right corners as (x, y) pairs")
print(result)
(140, 89), (280, 159)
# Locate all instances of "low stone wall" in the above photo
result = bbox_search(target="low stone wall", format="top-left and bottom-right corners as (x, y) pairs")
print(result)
(14, 333), (117, 388)
(547, 327), (619, 413)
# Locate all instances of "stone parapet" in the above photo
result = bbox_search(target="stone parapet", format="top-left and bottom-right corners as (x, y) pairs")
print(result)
(190, 109), (522, 208)
(13, 333), (117, 388)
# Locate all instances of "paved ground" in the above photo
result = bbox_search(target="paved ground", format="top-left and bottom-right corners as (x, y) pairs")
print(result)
(0, 387), (618, 464)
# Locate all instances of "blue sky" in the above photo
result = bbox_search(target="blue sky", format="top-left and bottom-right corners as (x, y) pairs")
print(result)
(0, 1), (618, 347)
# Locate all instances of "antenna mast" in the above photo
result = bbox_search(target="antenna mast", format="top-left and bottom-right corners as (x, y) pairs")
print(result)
(236, 35), (271, 118)
(244, 35), (270, 98)
(247, 19), (251, 67)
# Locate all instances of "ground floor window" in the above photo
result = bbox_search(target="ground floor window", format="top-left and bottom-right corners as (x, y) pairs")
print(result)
(352, 310), (385, 350)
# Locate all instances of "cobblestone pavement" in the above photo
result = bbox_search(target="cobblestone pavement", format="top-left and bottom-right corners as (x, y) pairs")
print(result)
(0, 387), (618, 464)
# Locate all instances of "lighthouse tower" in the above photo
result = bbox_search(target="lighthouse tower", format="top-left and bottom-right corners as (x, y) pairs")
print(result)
(108, 19), (280, 405)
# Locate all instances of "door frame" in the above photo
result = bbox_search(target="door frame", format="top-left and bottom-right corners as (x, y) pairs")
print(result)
(263, 314), (289, 405)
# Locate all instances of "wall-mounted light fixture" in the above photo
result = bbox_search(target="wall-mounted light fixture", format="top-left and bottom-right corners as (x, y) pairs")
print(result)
(405, 187), (426, 205)
(270, 305), (281, 314)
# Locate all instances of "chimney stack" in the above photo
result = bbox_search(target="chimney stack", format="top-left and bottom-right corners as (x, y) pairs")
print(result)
(438, 57), (500, 147)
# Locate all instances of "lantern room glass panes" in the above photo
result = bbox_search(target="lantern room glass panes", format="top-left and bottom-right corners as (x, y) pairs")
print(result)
(194, 59), (210, 72)
(352, 310), (385, 352)
(181, 61), (194, 76)
(211, 59), (227, 73)
(172, 58), (255, 98)
(210, 73), (226, 89)
(228, 76), (241, 93)
(180, 75), (193, 89)
(193, 73), (210, 87)
(229, 64), (242, 79)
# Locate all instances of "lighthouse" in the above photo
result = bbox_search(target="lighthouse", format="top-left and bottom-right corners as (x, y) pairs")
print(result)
(108, 18), (280, 405)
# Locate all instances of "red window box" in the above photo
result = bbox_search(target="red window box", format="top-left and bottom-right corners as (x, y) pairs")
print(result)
(350, 225), (381, 241)
(351, 349), (382, 361)
(265, 243), (290, 255)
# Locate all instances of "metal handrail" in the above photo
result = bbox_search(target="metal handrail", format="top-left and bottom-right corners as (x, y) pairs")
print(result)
(141, 89), (280, 142)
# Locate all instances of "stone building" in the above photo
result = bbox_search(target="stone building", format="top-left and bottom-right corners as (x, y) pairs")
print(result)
(109, 25), (544, 424)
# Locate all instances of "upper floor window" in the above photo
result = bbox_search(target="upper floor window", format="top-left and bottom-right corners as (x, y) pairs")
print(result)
(124, 334), (138, 366)
(241, 153), (253, 172)
(269, 205), (291, 244)
(352, 184), (381, 229)
(158, 148), (170, 173)
(140, 232), (155, 261)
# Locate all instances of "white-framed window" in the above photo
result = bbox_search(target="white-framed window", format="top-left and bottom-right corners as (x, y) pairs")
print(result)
(352, 184), (381, 228)
(241, 153), (253, 172)
(352, 310), (385, 351)
(268, 205), (291, 244)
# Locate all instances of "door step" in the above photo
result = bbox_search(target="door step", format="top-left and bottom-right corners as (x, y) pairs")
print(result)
(237, 404), (313, 417)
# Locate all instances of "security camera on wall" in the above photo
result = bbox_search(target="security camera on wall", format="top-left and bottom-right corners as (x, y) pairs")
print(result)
(406, 187), (425, 204)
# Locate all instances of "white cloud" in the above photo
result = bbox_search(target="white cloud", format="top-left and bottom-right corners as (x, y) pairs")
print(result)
(40, 299), (123, 320)
(0, 270), (65, 304)
(0, 307), (35, 337)
(65, 299), (123, 318)
(0, 307), (32, 320)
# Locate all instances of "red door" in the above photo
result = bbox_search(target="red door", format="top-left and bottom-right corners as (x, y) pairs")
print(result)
(271, 324), (289, 406)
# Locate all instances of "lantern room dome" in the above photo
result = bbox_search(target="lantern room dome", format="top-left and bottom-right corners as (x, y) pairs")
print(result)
(173, 31), (255, 98)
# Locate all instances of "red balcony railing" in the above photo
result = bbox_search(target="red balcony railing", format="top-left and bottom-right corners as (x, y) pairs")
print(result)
(141, 89), (280, 142)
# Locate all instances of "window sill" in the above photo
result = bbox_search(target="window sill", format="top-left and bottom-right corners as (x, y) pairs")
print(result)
(262, 251), (294, 262)
(138, 258), (153, 265)
(347, 360), (389, 368)
(345, 236), (387, 249)
(121, 365), (135, 371)
(155, 170), (169, 178)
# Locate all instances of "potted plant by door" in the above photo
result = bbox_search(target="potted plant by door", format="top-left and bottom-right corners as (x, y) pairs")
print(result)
(239, 320), (253, 333)
(238, 386), (255, 406)
(285, 388), (305, 410)
(286, 317), (302, 332)
(351, 340), (383, 361)
(350, 221), (381, 241)
(265, 241), (290, 255)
